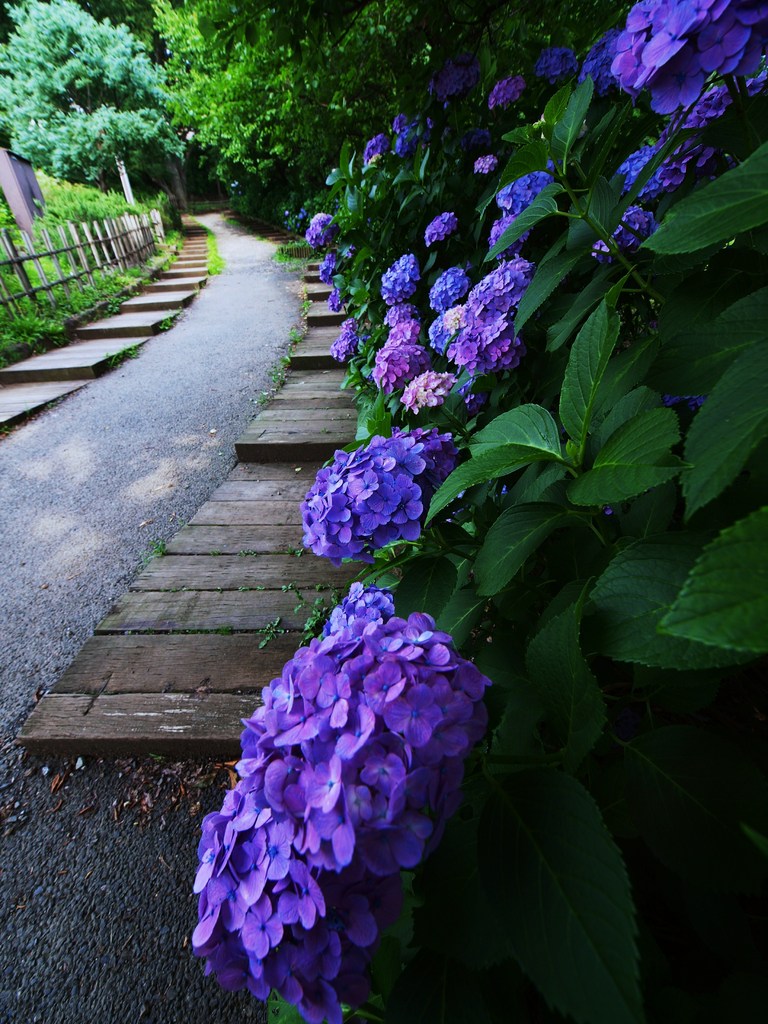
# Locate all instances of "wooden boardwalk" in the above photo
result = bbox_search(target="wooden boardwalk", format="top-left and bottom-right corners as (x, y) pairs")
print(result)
(19, 257), (359, 758)
(0, 224), (208, 425)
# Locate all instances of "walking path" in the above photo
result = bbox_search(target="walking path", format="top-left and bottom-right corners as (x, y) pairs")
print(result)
(0, 223), (208, 424)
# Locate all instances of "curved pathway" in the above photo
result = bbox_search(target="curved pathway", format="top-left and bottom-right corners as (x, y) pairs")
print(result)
(0, 213), (301, 1023)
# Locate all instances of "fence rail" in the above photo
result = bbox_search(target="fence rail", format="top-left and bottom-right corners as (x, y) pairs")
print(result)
(0, 210), (164, 318)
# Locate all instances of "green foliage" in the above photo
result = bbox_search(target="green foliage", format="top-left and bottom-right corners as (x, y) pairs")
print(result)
(0, 0), (180, 187)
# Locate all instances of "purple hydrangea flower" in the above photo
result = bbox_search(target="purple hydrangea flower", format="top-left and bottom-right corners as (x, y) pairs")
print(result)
(402, 371), (457, 413)
(300, 429), (458, 564)
(363, 133), (391, 164)
(497, 169), (554, 216)
(194, 611), (490, 1023)
(387, 318), (421, 346)
(534, 46), (579, 83)
(373, 341), (431, 393)
(425, 212), (459, 247)
(330, 319), (364, 363)
(591, 205), (658, 262)
(323, 582), (395, 637)
(429, 266), (471, 313)
(319, 252), (337, 286)
(447, 258), (535, 376)
(381, 254), (420, 305)
(474, 154), (499, 174)
(305, 213), (339, 250)
(384, 303), (421, 327)
(488, 213), (527, 258)
(459, 379), (488, 416)
(578, 28), (623, 95)
(429, 52), (481, 102)
(663, 393), (707, 411)
(393, 116), (432, 157)
(488, 75), (526, 109)
(460, 128), (492, 152)
(327, 288), (343, 313)
(611, 0), (768, 114)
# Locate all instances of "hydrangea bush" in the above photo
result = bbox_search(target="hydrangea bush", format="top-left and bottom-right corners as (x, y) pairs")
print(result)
(199, 3), (768, 1020)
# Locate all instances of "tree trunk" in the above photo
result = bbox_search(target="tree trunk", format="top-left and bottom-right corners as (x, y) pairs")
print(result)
(165, 155), (188, 212)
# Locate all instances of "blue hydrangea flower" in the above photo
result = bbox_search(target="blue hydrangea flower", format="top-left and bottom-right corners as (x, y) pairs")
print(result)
(393, 116), (432, 157)
(301, 428), (457, 564)
(381, 254), (420, 306)
(616, 144), (666, 200)
(424, 212), (459, 247)
(429, 266), (471, 313)
(319, 252), (337, 285)
(322, 582), (395, 636)
(363, 133), (390, 164)
(428, 52), (480, 102)
(384, 303), (421, 327)
(194, 608), (489, 1023)
(496, 169), (554, 216)
(591, 205), (658, 262)
(327, 288), (343, 312)
(474, 154), (498, 174)
(330, 318), (364, 363)
(534, 46), (579, 83)
(578, 29), (622, 95)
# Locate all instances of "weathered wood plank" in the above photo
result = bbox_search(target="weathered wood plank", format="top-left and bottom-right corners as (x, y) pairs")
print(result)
(236, 432), (351, 463)
(0, 380), (90, 422)
(52, 633), (300, 694)
(131, 554), (354, 591)
(165, 525), (302, 554)
(225, 462), (320, 481)
(19, 692), (261, 757)
(209, 480), (314, 501)
(97, 589), (332, 632)
(189, 500), (302, 526)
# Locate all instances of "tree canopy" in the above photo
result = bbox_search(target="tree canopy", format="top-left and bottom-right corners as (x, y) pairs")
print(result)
(0, 0), (181, 190)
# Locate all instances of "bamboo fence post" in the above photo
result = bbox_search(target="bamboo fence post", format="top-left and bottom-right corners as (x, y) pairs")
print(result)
(92, 221), (114, 270)
(40, 227), (71, 299)
(0, 229), (35, 304)
(81, 222), (103, 271)
(0, 267), (19, 317)
(56, 225), (84, 291)
(102, 219), (124, 269)
(19, 229), (56, 308)
(68, 222), (95, 286)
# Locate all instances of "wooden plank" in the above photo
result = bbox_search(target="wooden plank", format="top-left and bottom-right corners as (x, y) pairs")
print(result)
(0, 380), (89, 423)
(227, 463), (321, 482)
(97, 589), (334, 633)
(76, 310), (178, 339)
(189, 499), (302, 526)
(165, 525), (302, 554)
(307, 308), (345, 327)
(209, 479), (314, 500)
(236, 433), (350, 463)
(52, 633), (301, 694)
(131, 554), (354, 591)
(270, 394), (352, 408)
(253, 409), (355, 426)
(18, 692), (261, 757)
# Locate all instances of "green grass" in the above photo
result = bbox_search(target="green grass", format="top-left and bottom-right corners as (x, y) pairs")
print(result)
(105, 344), (140, 369)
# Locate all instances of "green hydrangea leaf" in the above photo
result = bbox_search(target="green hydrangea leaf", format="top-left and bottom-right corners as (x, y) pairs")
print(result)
(659, 506), (768, 653)
(479, 769), (643, 1024)
(475, 503), (572, 596)
(395, 556), (458, 619)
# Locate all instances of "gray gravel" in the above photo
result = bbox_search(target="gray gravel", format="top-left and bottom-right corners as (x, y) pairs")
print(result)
(0, 213), (303, 1023)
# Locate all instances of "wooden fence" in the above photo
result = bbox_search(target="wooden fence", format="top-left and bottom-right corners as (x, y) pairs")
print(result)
(0, 210), (164, 318)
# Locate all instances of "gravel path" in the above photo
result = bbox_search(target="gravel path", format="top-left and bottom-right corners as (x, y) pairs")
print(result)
(0, 213), (302, 1023)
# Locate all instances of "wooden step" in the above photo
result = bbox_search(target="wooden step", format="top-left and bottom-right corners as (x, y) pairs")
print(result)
(131, 553), (354, 591)
(120, 290), (196, 312)
(161, 268), (209, 280)
(307, 307), (345, 328)
(144, 277), (206, 293)
(165, 524), (302, 555)
(0, 338), (151, 383)
(0, 379), (90, 423)
(76, 311), (178, 340)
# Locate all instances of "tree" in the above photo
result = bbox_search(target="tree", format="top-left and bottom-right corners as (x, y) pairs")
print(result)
(0, 0), (183, 198)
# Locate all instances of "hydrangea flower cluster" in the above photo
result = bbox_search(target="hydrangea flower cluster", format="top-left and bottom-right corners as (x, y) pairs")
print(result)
(611, 0), (768, 114)
(428, 52), (481, 102)
(305, 213), (338, 250)
(322, 582), (395, 636)
(459, 379), (488, 416)
(327, 288), (343, 313)
(460, 128), (492, 152)
(384, 303), (421, 327)
(578, 28), (622, 95)
(489, 213), (526, 257)
(373, 341), (431, 394)
(425, 212), (459, 247)
(488, 75), (526, 109)
(194, 603), (490, 1024)
(319, 252), (337, 286)
(429, 266), (471, 313)
(591, 205), (658, 262)
(381, 254), (420, 305)
(364, 133), (390, 165)
(497, 169), (554, 216)
(616, 144), (666, 200)
(428, 305), (465, 355)
(300, 428), (457, 564)
(330, 319), (363, 363)
(392, 115), (432, 158)
(447, 258), (534, 376)
(663, 393), (707, 411)
(474, 154), (499, 174)
(387, 318), (421, 346)
(402, 371), (457, 413)
(534, 46), (579, 83)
